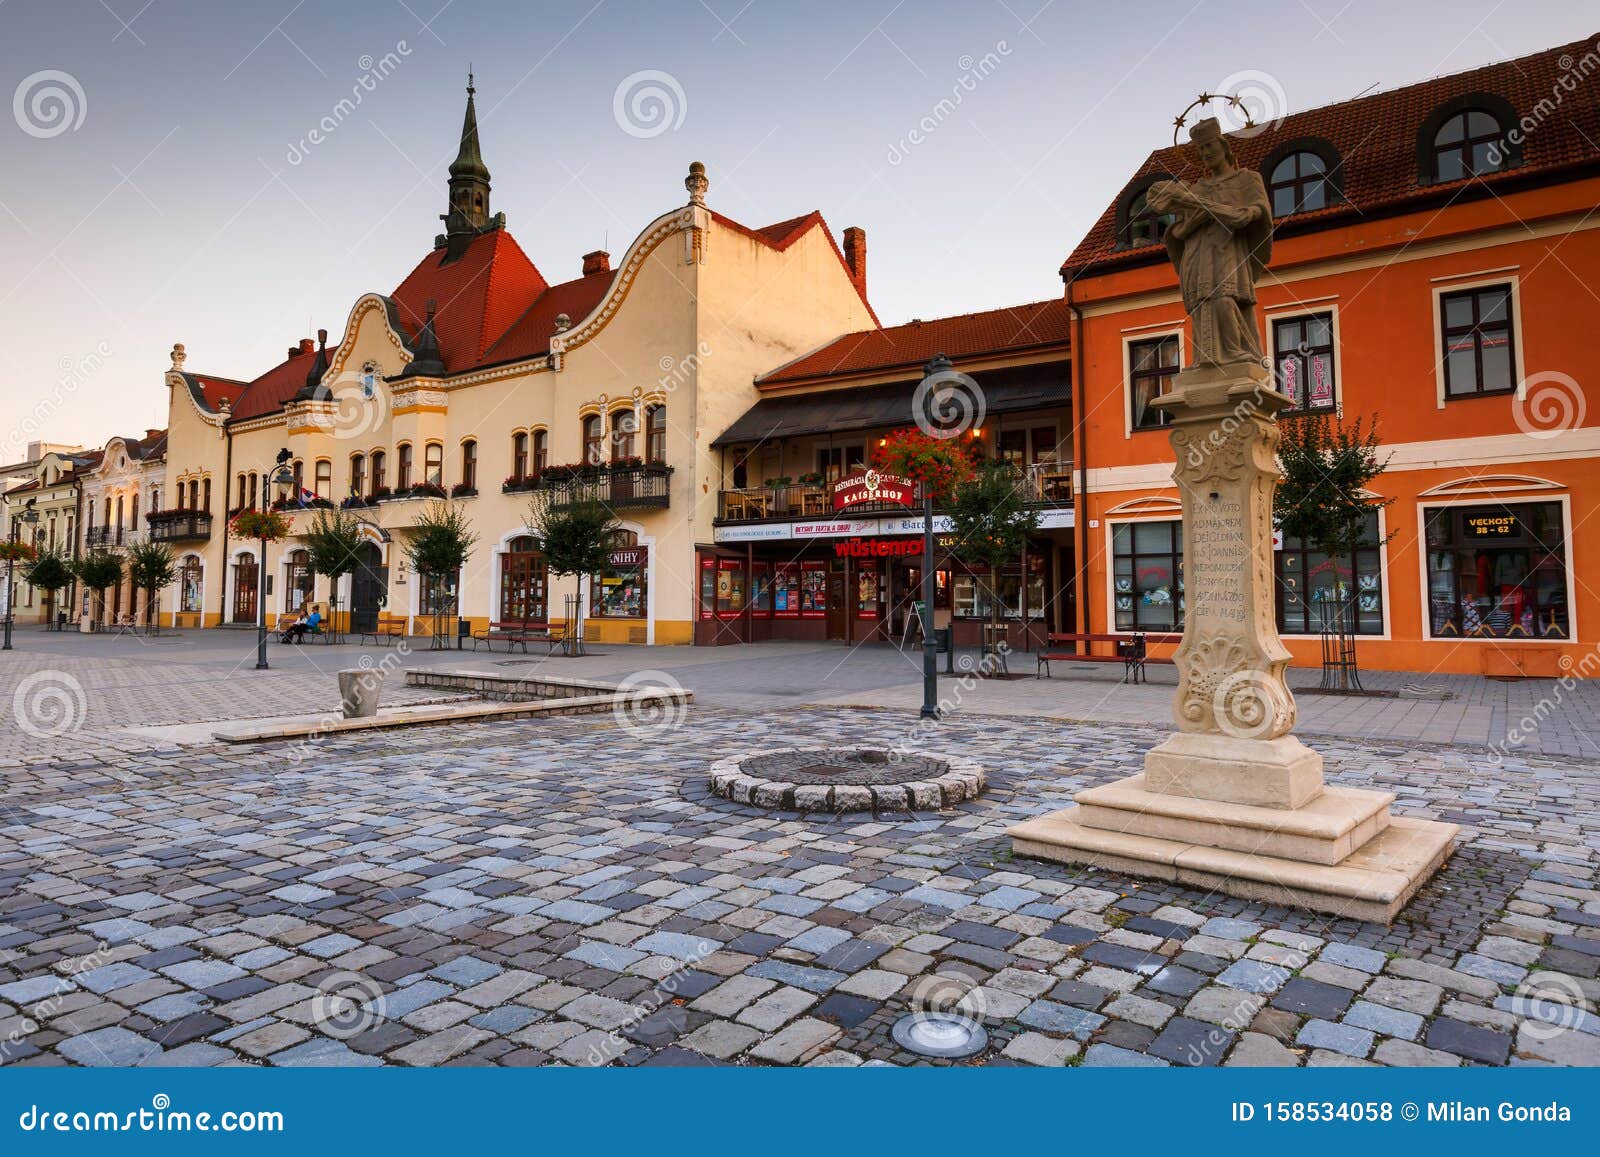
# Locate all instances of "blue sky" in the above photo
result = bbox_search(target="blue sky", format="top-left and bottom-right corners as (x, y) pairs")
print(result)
(1, 0), (1592, 449)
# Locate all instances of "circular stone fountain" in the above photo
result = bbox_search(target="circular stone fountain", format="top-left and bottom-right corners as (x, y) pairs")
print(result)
(708, 747), (985, 812)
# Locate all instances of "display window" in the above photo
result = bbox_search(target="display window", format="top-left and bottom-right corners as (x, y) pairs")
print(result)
(751, 563), (772, 614)
(799, 561), (827, 618)
(591, 534), (647, 618)
(1276, 511), (1384, 634)
(856, 566), (882, 620)
(772, 563), (800, 618)
(1112, 520), (1182, 631)
(1425, 501), (1569, 639)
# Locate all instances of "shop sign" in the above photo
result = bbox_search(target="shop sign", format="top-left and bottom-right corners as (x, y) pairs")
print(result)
(832, 536), (925, 559)
(608, 547), (647, 567)
(1465, 513), (1518, 538)
(832, 470), (915, 511)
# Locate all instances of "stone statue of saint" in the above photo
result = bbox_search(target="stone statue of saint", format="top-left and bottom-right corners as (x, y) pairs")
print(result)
(1145, 117), (1273, 369)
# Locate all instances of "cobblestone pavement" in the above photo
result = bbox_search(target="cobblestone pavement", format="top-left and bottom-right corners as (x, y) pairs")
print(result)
(2, 707), (1596, 1068)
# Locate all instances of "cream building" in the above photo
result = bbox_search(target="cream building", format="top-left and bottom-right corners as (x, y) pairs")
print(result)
(157, 82), (876, 641)
(2, 448), (90, 623)
(78, 429), (167, 625)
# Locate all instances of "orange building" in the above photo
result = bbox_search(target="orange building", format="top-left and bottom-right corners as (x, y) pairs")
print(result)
(1060, 35), (1600, 675)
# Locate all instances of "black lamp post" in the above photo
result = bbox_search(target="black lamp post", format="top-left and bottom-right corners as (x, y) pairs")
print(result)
(917, 355), (952, 721)
(255, 449), (296, 670)
(3, 499), (39, 651)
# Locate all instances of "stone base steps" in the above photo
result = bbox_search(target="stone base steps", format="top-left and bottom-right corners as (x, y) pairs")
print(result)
(405, 669), (628, 702)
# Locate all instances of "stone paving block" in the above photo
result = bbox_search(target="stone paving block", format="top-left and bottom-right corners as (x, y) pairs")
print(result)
(1272, 977), (1356, 1019)
(736, 987), (818, 1032)
(1364, 976), (1444, 1016)
(1319, 943), (1387, 973)
(1425, 1017), (1511, 1065)
(1199, 918), (1261, 941)
(56, 1026), (162, 1067)
(1216, 959), (1291, 994)
(1343, 1000), (1423, 1041)
(1017, 1000), (1106, 1041)
(681, 1018), (762, 1060)
(1083, 1043), (1169, 1067)
(1384, 958), (1499, 999)
(747, 1017), (840, 1064)
(1371, 1039), (1463, 1067)
(1224, 1031), (1301, 1066)
(1003, 1031), (1081, 1066)
(1296, 1019), (1373, 1058)
(1147, 1015), (1235, 1066)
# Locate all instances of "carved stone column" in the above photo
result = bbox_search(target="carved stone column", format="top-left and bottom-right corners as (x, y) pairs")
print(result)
(1141, 361), (1323, 809)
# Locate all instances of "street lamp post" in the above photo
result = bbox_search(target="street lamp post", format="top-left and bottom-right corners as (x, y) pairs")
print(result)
(255, 449), (296, 671)
(3, 499), (40, 652)
(917, 355), (954, 721)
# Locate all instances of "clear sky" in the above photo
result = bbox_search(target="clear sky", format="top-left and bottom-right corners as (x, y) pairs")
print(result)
(1, 0), (1592, 452)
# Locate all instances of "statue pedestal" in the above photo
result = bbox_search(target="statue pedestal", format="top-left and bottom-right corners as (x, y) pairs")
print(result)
(1010, 362), (1456, 923)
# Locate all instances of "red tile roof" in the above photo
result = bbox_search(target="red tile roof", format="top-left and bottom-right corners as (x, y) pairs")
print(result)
(1061, 34), (1600, 279)
(481, 269), (617, 365)
(390, 229), (548, 369)
(185, 374), (248, 413)
(228, 342), (338, 422)
(758, 298), (1070, 385)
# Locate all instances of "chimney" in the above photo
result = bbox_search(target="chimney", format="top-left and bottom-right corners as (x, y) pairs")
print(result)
(582, 250), (611, 276)
(843, 226), (867, 295)
(293, 337), (315, 357)
(145, 428), (162, 440)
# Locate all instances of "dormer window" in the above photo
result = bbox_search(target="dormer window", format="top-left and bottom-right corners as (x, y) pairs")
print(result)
(1115, 175), (1175, 250)
(361, 360), (378, 399)
(1418, 95), (1519, 184)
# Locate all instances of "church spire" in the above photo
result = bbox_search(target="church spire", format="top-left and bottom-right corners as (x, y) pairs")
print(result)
(438, 70), (502, 258)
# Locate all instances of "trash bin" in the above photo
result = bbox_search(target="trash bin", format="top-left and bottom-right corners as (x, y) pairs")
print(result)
(457, 617), (472, 650)
(936, 627), (954, 674)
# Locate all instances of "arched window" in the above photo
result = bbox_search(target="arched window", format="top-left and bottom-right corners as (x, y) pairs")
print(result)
(235, 473), (246, 509)
(190, 480), (201, 510)
(396, 443), (413, 490)
(533, 429), (549, 473)
(461, 439), (478, 491)
(370, 450), (387, 494)
(646, 404), (667, 463)
(424, 442), (443, 487)
(291, 459), (304, 498)
(350, 453), (366, 499)
(511, 432), (529, 480)
(1267, 151), (1330, 216)
(611, 408), (636, 460)
(1419, 95), (1519, 184)
(202, 478), (211, 511)
(286, 548), (313, 611)
(1431, 109), (1507, 181)
(179, 555), (203, 613)
(1116, 175), (1175, 249)
(500, 535), (548, 621)
(314, 459), (332, 500)
(247, 472), (259, 507)
(131, 494), (139, 530)
(583, 415), (604, 465)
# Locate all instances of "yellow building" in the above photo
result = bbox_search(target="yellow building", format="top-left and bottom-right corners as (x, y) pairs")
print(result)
(2, 448), (89, 623)
(157, 82), (875, 641)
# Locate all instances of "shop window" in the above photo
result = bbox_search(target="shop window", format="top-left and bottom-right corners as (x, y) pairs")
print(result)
(856, 567), (883, 621)
(1276, 511), (1383, 635)
(1113, 520), (1183, 631)
(179, 556), (203, 613)
(1129, 335), (1179, 430)
(1440, 284), (1515, 398)
(701, 558), (748, 620)
(772, 563), (801, 618)
(1425, 501), (1568, 639)
(420, 568), (459, 617)
(751, 563), (772, 614)
(461, 440), (477, 490)
(951, 563), (1045, 621)
(1273, 313), (1337, 413)
(285, 548), (313, 612)
(590, 531), (647, 618)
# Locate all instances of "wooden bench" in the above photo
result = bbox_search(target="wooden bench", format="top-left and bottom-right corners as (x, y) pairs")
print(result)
(1036, 632), (1178, 684)
(471, 618), (567, 654)
(360, 612), (407, 645)
(276, 612), (324, 643)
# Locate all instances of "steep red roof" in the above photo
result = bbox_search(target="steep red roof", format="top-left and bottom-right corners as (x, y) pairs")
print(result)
(228, 343), (337, 422)
(390, 230), (547, 369)
(713, 210), (878, 322)
(184, 373), (247, 412)
(481, 269), (617, 365)
(759, 299), (1070, 385)
(1061, 34), (1600, 278)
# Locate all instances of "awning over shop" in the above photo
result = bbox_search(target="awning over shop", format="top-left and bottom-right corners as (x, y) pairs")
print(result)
(712, 363), (1068, 447)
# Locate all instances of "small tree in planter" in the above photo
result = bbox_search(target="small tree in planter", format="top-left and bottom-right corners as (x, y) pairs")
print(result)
(21, 547), (72, 625)
(405, 501), (477, 649)
(72, 549), (124, 627)
(304, 507), (365, 642)
(526, 495), (618, 652)
(946, 459), (1042, 669)
(126, 541), (176, 632)
(1274, 412), (1394, 687)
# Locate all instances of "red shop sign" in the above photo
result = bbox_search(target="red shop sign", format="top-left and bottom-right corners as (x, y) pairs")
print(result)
(832, 470), (915, 511)
(832, 536), (925, 559)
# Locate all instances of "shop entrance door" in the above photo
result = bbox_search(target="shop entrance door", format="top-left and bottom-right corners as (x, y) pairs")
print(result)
(1055, 546), (1076, 632)
(826, 573), (847, 640)
(231, 560), (258, 624)
(349, 543), (385, 634)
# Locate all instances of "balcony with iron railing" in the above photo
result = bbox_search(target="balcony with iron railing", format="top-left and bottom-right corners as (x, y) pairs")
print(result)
(504, 463), (673, 511)
(144, 510), (213, 543)
(84, 525), (146, 548)
(716, 461), (1073, 523)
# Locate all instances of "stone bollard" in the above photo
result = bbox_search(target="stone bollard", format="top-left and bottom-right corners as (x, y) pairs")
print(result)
(338, 668), (383, 719)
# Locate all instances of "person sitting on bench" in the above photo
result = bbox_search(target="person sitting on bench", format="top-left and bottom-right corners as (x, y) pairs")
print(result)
(284, 604), (321, 643)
